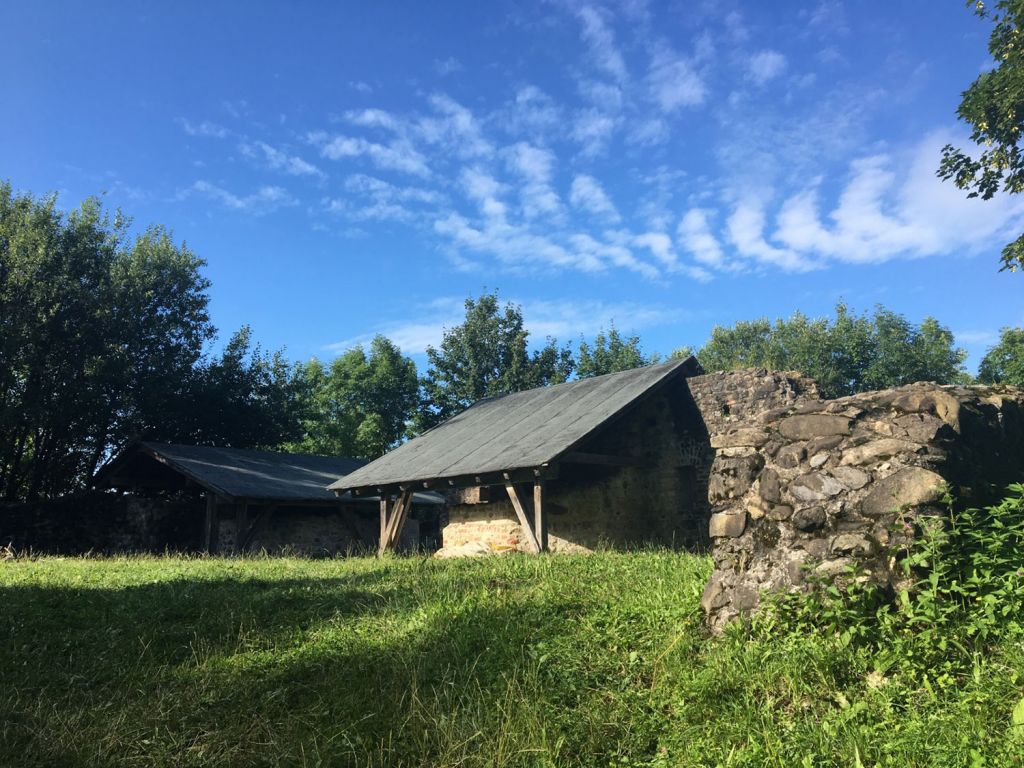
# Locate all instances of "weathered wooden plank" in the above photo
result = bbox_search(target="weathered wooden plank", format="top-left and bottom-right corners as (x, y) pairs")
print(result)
(204, 493), (218, 553)
(504, 480), (541, 554)
(379, 496), (389, 545)
(379, 490), (413, 555)
(533, 479), (547, 552)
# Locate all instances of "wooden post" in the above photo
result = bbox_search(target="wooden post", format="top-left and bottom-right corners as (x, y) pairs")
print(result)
(379, 496), (389, 547)
(235, 502), (248, 554)
(504, 480), (541, 554)
(203, 492), (218, 554)
(533, 478), (547, 552)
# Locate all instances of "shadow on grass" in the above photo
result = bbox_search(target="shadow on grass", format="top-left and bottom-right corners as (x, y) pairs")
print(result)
(0, 564), (616, 767)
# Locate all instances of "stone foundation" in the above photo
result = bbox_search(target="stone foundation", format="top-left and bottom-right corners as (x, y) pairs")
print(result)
(694, 374), (1024, 630)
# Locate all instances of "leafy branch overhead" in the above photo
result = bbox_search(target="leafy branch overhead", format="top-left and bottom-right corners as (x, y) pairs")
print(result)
(939, 0), (1024, 271)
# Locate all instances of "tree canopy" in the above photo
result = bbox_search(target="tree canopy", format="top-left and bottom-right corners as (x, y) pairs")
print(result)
(290, 335), (418, 460)
(674, 303), (969, 399)
(978, 327), (1024, 386)
(0, 185), (303, 501)
(577, 325), (659, 378)
(939, 0), (1024, 271)
(417, 293), (574, 429)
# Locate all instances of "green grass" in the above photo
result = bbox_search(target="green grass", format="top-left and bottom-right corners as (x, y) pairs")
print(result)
(1, 552), (1021, 767)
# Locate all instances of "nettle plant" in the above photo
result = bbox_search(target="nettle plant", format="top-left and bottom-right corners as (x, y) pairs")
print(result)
(758, 483), (1024, 687)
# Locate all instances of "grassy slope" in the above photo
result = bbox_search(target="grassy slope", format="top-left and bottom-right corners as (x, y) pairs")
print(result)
(0, 553), (1021, 768)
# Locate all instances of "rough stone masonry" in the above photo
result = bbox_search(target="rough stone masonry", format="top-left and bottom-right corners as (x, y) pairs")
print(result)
(689, 370), (1024, 630)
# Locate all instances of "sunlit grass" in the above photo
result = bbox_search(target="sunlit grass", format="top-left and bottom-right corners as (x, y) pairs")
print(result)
(1, 553), (1021, 767)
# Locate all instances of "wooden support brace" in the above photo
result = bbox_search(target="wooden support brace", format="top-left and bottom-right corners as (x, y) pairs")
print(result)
(379, 490), (413, 555)
(239, 505), (276, 552)
(504, 479), (541, 554)
(379, 496), (389, 545)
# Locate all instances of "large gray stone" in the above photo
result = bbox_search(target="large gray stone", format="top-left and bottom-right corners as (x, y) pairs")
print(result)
(711, 428), (770, 449)
(831, 465), (870, 490)
(708, 454), (765, 503)
(790, 473), (847, 502)
(861, 467), (946, 517)
(778, 414), (852, 440)
(709, 512), (746, 538)
(840, 438), (922, 466)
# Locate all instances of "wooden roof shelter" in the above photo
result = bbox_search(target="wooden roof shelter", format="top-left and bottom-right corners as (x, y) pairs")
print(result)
(329, 357), (703, 554)
(96, 442), (441, 553)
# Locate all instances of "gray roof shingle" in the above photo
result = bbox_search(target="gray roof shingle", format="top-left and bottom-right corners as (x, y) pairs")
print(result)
(104, 442), (365, 501)
(329, 358), (697, 492)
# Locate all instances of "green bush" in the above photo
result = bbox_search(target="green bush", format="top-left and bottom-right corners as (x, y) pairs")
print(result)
(760, 484), (1024, 689)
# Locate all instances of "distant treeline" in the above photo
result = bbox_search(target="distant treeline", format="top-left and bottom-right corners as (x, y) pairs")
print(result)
(3, 185), (1022, 502)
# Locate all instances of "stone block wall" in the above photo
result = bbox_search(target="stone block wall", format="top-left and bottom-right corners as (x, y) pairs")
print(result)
(694, 374), (1024, 630)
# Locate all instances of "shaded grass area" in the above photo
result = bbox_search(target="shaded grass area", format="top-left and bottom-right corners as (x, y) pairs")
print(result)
(0, 553), (1021, 767)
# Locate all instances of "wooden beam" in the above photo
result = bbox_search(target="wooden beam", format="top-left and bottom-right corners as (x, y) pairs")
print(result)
(379, 496), (389, 545)
(533, 478), (547, 552)
(203, 492), (218, 553)
(235, 502), (248, 554)
(561, 451), (646, 467)
(504, 480), (541, 554)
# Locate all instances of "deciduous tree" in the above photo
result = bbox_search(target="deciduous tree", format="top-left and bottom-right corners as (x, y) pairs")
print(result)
(978, 328), (1024, 386)
(417, 293), (573, 429)
(939, 0), (1024, 271)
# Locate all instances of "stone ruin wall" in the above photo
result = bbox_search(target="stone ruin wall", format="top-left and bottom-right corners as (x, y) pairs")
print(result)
(690, 371), (1024, 630)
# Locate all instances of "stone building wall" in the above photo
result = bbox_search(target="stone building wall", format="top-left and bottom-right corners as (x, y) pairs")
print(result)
(217, 506), (420, 555)
(441, 382), (713, 554)
(693, 373), (1024, 630)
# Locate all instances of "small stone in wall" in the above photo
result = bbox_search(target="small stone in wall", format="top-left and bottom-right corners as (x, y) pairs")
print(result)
(759, 468), (782, 503)
(808, 452), (830, 468)
(776, 443), (806, 469)
(807, 435), (845, 455)
(709, 511), (746, 538)
(830, 533), (874, 556)
(710, 427), (771, 448)
(766, 504), (793, 521)
(792, 506), (826, 532)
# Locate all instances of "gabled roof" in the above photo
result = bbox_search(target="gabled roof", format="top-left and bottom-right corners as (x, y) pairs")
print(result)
(97, 442), (365, 502)
(329, 357), (700, 494)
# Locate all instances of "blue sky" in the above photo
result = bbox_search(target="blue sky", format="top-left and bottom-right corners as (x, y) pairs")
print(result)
(3, 1), (1022, 370)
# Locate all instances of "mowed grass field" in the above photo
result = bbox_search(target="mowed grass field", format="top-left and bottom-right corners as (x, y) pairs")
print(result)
(1, 552), (1022, 768)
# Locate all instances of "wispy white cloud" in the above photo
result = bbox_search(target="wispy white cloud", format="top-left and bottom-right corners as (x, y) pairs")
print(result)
(678, 209), (727, 268)
(434, 56), (463, 75)
(418, 94), (494, 159)
(647, 46), (706, 112)
(241, 141), (324, 177)
(569, 174), (620, 221)
(308, 131), (431, 177)
(571, 109), (619, 156)
(178, 118), (229, 138)
(506, 142), (563, 219)
(747, 50), (787, 85)
(323, 174), (443, 221)
(179, 181), (296, 214)
(575, 5), (628, 83)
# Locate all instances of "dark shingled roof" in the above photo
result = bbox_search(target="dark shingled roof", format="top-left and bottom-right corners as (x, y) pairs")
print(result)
(329, 357), (698, 493)
(100, 442), (365, 502)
